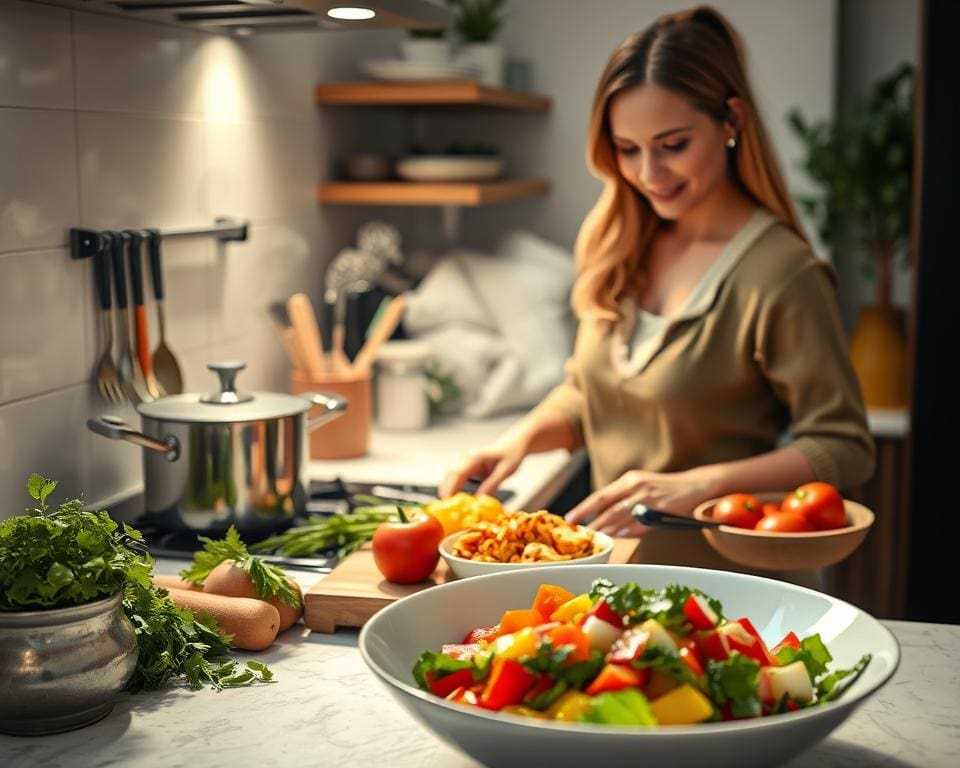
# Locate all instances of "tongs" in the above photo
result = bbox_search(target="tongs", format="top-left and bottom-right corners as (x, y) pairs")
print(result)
(631, 504), (723, 529)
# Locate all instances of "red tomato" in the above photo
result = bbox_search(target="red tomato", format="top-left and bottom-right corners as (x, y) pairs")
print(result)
(712, 493), (763, 529)
(755, 511), (815, 533)
(372, 508), (444, 583)
(781, 482), (846, 530)
(761, 503), (781, 517)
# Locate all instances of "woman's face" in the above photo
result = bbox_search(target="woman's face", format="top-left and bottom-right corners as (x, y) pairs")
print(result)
(608, 83), (734, 221)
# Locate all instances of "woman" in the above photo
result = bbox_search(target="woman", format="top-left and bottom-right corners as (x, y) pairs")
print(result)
(440, 6), (874, 571)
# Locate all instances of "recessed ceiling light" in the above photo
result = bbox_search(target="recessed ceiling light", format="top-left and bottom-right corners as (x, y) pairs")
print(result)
(327, 7), (376, 21)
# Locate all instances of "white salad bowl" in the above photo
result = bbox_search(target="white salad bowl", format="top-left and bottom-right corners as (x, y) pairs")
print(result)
(358, 563), (900, 768)
(438, 529), (614, 579)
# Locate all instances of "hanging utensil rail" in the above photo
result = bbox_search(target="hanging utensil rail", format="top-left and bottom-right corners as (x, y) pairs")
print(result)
(69, 217), (248, 260)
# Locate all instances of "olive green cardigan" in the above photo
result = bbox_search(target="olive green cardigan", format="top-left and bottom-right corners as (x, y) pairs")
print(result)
(534, 219), (876, 493)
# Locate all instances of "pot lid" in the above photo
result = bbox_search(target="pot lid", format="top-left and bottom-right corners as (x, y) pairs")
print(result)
(138, 361), (313, 423)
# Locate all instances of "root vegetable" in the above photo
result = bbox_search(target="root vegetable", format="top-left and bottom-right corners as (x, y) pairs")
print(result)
(203, 560), (303, 632)
(164, 587), (280, 651)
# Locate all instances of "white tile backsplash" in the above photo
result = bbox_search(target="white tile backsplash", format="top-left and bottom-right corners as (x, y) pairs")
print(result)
(0, 385), (92, 514)
(0, 1), (74, 110)
(73, 11), (206, 116)
(0, 248), (90, 405)
(0, 107), (79, 253)
(0, 7), (376, 514)
(77, 111), (206, 229)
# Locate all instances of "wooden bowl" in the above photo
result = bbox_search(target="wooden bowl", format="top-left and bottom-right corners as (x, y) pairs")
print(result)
(692, 493), (874, 571)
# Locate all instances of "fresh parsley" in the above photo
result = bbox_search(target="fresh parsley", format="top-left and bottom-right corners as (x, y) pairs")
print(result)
(179, 526), (300, 609)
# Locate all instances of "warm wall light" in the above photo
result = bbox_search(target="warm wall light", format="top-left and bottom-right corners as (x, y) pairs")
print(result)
(327, 7), (376, 20)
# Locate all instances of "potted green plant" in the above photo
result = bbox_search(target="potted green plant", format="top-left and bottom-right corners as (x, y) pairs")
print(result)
(400, 27), (451, 66)
(448, 0), (507, 86)
(787, 63), (915, 408)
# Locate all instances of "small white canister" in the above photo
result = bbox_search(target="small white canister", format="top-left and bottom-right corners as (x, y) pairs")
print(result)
(374, 340), (432, 430)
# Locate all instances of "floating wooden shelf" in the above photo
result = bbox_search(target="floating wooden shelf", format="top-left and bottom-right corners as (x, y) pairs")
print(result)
(315, 81), (551, 111)
(317, 179), (551, 206)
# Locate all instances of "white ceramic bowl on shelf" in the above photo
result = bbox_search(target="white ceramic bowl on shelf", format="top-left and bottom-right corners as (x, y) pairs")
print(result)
(359, 563), (900, 768)
(438, 529), (614, 579)
(394, 155), (503, 182)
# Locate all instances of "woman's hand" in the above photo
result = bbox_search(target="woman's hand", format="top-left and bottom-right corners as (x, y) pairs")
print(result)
(439, 440), (527, 499)
(565, 468), (717, 536)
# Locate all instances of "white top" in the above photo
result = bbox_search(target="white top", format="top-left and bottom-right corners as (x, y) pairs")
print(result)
(613, 209), (777, 378)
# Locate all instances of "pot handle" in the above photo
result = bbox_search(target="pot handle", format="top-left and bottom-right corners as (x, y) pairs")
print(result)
(300, 391), (348, 431)
(87, 416), (180, 461)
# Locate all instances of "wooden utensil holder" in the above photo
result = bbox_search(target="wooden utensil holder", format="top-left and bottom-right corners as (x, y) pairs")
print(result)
(292, 369), (371, 459)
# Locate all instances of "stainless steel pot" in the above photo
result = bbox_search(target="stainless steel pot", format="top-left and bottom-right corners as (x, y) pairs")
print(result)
(88, 360), (347, 536)
(0, 591), (138, 736)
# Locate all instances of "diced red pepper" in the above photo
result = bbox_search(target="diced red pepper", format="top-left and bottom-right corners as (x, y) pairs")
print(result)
(683, 593), (720, 630)
(679, 646), (705, 678)
(584, 663), (649, 695)
(772, 631), (801, 655)
(427, 668), (476, 698)
(584, 598), (624, 628)
(462, 624), (500, 644)
(532, 584), (576, 621)
(441, 643), (481, 660)
(478, 658), (536, 711)
(732, 618), (778, 666)
(605, 626), (650, 664)
(695, 628), (731, 661)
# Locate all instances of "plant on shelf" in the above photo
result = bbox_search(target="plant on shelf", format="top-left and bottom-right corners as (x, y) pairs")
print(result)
(447, 0), (507, 86)
(447, 0), (506, 42)
(400, 26), (450, 65)
(786, 62), (915, 408)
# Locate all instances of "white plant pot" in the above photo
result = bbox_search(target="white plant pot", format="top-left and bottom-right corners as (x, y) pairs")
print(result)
(454, 42), (504, 86)
(399, 38), (451, 65)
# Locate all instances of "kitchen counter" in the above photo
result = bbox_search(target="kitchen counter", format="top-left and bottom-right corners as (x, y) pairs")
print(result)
(307, 413), (587, 512)
(2, 557), (958, 768)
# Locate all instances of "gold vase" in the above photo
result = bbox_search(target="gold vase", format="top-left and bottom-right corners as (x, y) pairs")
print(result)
(848, 304), (909, 408)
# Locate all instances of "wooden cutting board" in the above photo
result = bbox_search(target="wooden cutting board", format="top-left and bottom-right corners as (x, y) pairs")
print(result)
(303, 538), (641, 633)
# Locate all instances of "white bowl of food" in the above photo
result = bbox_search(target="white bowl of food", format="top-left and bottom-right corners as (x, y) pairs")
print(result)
(395, 155), (503, 182)
(438, 510), (614, 579)
(359, 563), (900, 768)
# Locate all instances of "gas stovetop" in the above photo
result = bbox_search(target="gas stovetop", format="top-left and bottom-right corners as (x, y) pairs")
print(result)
(131, 479), (512, 572)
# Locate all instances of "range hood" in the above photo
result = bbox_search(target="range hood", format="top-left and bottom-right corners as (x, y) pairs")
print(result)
(27, 1), (450, 33)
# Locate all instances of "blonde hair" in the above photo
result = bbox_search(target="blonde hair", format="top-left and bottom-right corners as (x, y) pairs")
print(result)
(572, 6), (806, 320)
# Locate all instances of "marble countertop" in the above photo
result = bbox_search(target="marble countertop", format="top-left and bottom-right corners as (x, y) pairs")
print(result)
(2, 557), (958, 768)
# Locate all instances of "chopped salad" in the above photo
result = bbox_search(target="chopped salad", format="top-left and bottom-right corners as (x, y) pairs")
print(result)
(412, 579), (871, 726)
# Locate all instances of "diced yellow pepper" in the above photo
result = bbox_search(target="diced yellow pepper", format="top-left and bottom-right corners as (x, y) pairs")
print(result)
(489, 626), (538, 660)
(549, 593), (594, 623)
(471, 494), (504, 522)
(545, 691), (593, 721)
(500, 705), (548, 719)
(424, 494), (470, 536)
(648, 683), (714, 725)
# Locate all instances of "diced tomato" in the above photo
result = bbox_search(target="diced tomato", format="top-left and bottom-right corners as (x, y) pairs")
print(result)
(682, 593), (719, 630)
(605, 626), (650, 664)
(478, 658), (536, 711)
(441, 643), (480, 660)
(532, 584), (576, 621)
(772, 631), (801, 655)
(427, 668), (475, 698)
(545, 623), (591, 663)
(462, 624), (500, 644)
(584, 663), (649, 696)
(584, 598), (624, 628)
(499, 609), (545, 635)
(679, 646), (705, 678)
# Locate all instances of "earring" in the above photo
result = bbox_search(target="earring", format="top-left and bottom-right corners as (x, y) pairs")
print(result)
(726, 136), (737, 149)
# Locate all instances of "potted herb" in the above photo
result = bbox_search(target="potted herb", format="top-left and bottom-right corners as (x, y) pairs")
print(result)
(0, 475), (272, 736)
(400, 27), (451, 66)
(448, 0), (507, 86)
(787, 63), (915, 408)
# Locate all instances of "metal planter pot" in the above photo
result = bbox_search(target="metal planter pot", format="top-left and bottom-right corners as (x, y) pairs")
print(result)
(88, 360), (347, 537)
(0, 591), (138, 736)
